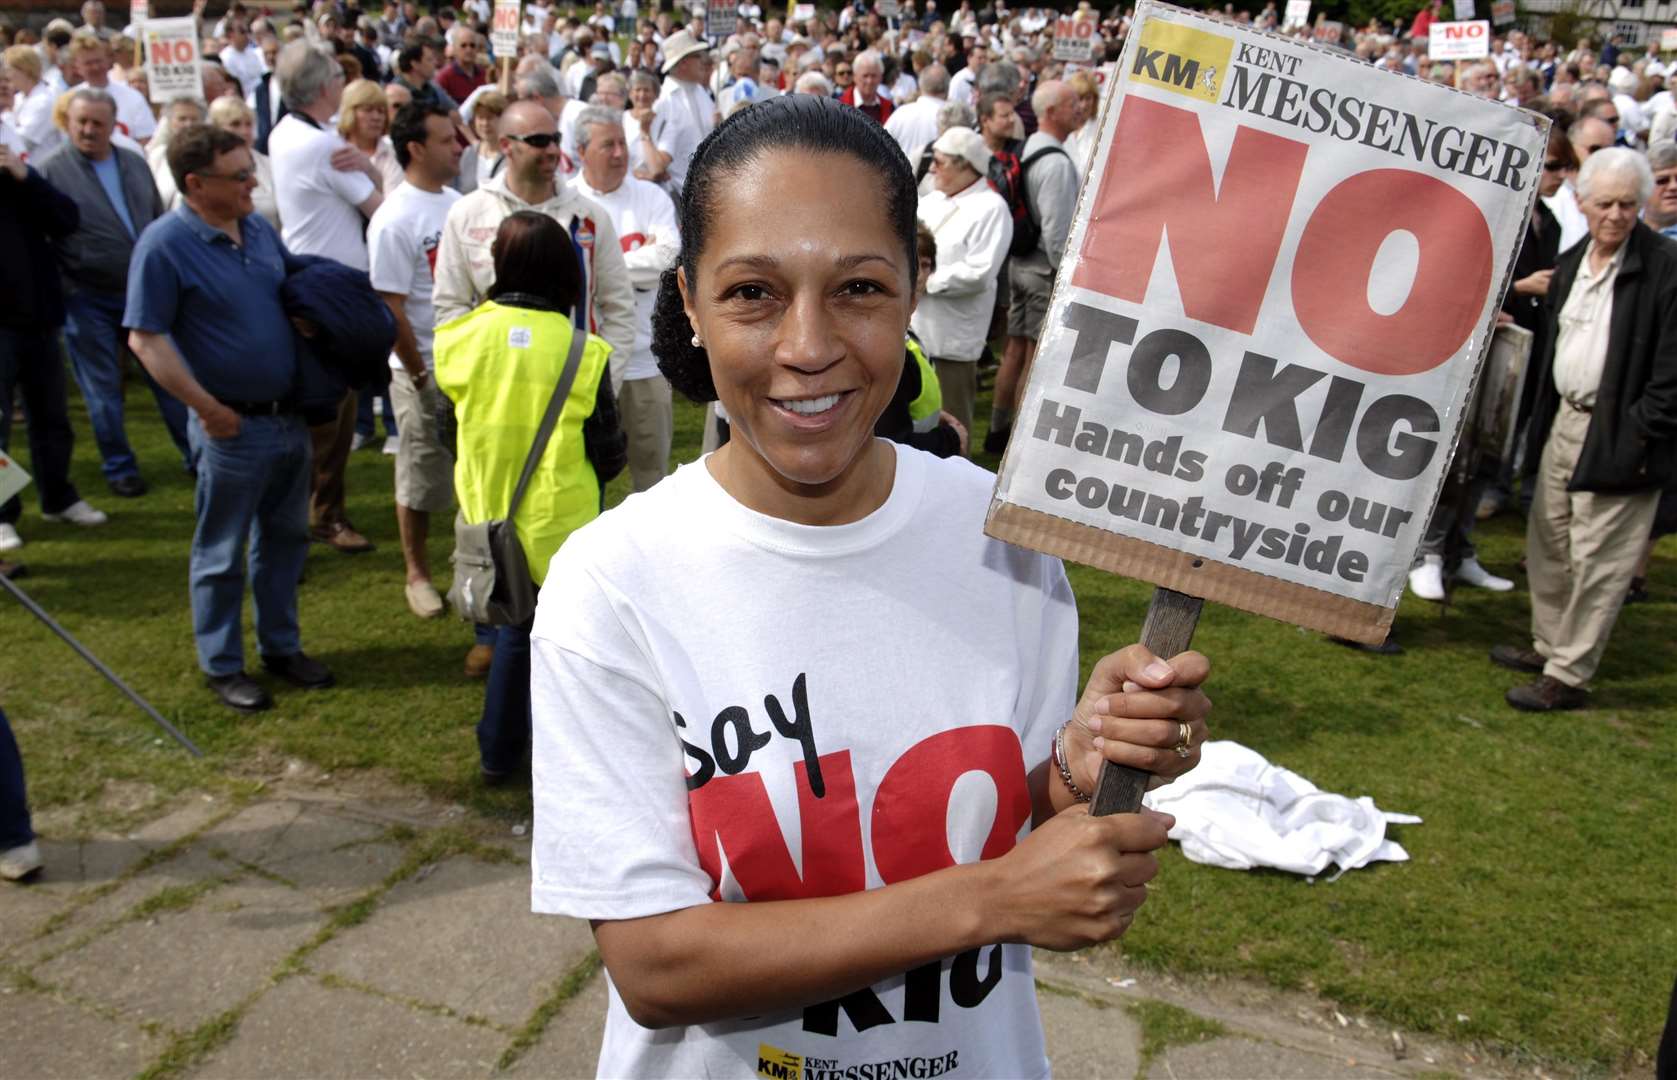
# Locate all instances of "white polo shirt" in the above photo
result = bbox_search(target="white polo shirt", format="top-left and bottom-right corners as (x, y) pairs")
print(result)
(268, 112), (377, 270)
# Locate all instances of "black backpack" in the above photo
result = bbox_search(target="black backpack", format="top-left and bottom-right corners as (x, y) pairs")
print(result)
(1002, 144), (1071, 258)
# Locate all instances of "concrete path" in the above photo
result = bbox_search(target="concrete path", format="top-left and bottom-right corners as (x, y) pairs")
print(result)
(0, 772), (1556, 1080)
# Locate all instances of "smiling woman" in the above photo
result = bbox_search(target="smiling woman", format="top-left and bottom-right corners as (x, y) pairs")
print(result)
(528, 94), (1215, 1079)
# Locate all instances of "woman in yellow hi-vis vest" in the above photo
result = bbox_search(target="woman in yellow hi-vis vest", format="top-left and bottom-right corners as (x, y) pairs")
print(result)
(434, 211), (626, 786)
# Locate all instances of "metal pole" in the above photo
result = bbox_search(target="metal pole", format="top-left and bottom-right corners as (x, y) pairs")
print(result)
(0, 573), (204, 757)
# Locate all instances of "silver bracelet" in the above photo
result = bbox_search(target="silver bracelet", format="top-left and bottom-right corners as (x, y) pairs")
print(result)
(1053, 722), (1091, 804)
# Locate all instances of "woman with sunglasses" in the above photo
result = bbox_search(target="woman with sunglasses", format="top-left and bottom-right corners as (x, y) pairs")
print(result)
(528, 95), (1210, 1078)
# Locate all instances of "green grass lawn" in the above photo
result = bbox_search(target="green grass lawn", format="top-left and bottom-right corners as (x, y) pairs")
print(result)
(3, 375), (1673, 1071)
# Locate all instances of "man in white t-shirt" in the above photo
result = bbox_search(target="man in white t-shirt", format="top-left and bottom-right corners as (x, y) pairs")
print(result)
(268, 41), (386, 554)
(218, 21), (266, 99)
(368, 100), (462, 619)
(885, 62), (947, 165)
(67, 35), (154, 145)
(570, 105), (679, 492)
(653, 30), (717, 193)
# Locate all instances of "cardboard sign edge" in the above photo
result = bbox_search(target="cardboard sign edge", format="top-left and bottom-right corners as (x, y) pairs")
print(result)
(984, 499), (1396, 645)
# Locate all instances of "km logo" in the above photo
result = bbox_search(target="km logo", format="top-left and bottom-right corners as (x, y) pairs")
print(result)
(1130, 18), (1233, 104)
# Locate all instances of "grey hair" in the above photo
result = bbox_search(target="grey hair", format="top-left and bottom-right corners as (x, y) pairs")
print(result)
(936, 99), (976, 133)
(572, 103), (623, 151)
(628, 70), (659, 92)
(794, 71), (831, 95)
(976, 60), (1020, 96)
(276, 40), (339, 110)
(853, 49), (883, 74)
(66, 85), (117, 116)
(447, 23), (475, 46)
(1649, 139), (1677, 173)
(1030, 79), (1068, 117)
(918, 63), (950, 97)
(1577, 145), (1654, 204)
(514, 56), (562, 101)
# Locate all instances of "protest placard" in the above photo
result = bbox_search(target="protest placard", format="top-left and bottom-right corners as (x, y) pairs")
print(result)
(1474, 324), (1531, 469)
(792, 3), (817, 23)
(706, 0), (739, 40)
(1454, 0), (1477, 20)
(987, 1), (1545, 659)
(142, 16), (202, 104)
(1053, 16), (1097, 62)
(878, 0), (901, 19)
(1429, 20), (1492, 59)
(1663, 27), (1677, 52)
(1282, 0), (1310, 31)
(131, 0), (148, 30)
(1490, 0), (1515, 26)
(492, 0), (521, 61)
(0, 448), (31, 508)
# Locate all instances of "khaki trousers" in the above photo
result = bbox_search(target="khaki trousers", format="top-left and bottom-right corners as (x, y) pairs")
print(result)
(933, 358), (976, 454)
(619, 375), (673, 492)
(309, 390), (357, 529)
(1526, 404), (1659, 686)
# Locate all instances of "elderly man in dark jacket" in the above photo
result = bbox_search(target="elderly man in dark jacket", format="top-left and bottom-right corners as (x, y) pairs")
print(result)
(1492, 147), (1677, 711)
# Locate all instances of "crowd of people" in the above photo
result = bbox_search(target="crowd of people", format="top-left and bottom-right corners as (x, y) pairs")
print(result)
(0, 0), (1672, 868)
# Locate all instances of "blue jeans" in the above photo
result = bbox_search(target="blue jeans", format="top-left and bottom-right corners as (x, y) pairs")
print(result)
(354, 372), (398, 439)
(477, 621), (532, 774)
(0, 706), (32, 851)
(62, 288), (190, 482)
(0, 326), (81, 524)
(187, 413), (312, 676)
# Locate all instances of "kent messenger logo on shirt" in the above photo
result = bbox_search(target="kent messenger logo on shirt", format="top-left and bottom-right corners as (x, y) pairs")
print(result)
(758, 1042), (960, 1080)
(1131, 19), (1233, 103)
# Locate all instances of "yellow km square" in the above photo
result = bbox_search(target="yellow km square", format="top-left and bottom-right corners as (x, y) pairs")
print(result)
(1133, 20), (1235, 103)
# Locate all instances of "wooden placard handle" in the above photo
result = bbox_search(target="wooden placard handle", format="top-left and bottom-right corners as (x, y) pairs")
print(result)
(1089, 587), (1202, 817)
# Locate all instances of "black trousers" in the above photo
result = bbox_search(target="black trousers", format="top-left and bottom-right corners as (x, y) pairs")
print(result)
(0, 325), (81, 525)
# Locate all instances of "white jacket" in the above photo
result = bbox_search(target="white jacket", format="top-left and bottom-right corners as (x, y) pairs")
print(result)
(432, 172), (637, 367)
(910, 178), (1013, 363)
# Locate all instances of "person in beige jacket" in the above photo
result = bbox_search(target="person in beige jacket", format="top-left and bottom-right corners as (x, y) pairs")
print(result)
(433, 100), (635, 360)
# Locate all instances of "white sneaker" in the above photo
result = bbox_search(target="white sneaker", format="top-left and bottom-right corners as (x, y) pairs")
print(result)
(1455, 556), (1514, 592)
(382, 435), (399, 456)
(42, 500), (108, 527)
(1408, 555), (1446, 601)
(0, 523), (20, 552)
(349, 432), (372, 452)
(0, 840), (42, 881)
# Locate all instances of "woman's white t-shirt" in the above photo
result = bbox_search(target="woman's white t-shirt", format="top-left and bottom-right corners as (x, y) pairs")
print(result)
(530, 445), (1078, 1080)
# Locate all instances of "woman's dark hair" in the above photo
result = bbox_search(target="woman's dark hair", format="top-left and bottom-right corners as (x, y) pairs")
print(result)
(489, 210), (583, 312)
(652, 94), (918, 402)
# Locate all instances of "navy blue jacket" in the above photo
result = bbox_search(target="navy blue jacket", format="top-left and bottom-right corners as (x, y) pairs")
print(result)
(281, 255), (397, 420)
(0, 165), (80, 331)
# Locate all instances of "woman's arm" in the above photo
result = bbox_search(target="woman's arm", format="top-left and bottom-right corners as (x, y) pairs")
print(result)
(582, 371), (628, 484)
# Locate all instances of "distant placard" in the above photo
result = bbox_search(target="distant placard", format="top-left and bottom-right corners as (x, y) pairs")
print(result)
(1054, 16), (1097, 61)
(792, 3), (816, 22)
(1282, 0), (1310, 31)
(1663, 27), (1677, 51)
(131, 0), (149, 30)
(1429, 19), (1491, 58)
(878, 0), (900, 18)
(1490, 0), (1515, 26)
(142, 16), (202, 103)
(492, 0), (521, 60)
(1454, 0), (1477, 19)
(706, 0), (739, 39)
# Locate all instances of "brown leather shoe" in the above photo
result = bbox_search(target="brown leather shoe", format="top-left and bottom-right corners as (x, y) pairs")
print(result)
(1489, 644), (1545, 674)
(1507, 676), (1589, 712)
(464, 643), (494, 679)
(312, 521), (375, 554)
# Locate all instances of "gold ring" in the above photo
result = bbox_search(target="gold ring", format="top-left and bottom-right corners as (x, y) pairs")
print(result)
(1173, 720), (1192, 758)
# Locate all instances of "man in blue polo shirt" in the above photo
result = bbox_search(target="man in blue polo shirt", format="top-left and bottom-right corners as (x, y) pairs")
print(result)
(124, 125), (334, 714)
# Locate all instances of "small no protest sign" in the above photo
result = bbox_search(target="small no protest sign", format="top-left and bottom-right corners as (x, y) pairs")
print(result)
(1053, 16), (1097, 62)
(143, 16), (202, 103)
(492, 0), (521, 61)
(987, 1), (1545, 644)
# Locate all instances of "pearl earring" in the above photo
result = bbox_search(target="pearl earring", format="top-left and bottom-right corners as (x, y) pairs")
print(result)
(691, 333), (703, 348)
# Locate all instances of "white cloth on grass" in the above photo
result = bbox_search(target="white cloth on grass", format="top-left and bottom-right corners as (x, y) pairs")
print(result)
(1144, 740), (1421, 877)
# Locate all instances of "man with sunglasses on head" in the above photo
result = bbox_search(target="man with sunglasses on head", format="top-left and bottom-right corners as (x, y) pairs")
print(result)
(124, 125), (333, 714)
(432, 100), (635, 367)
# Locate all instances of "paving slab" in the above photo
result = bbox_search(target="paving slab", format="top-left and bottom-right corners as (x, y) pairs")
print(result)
(1146, 1035), (1405, 1079)
(1039, 986), (1144, 1079)
(34, 874), (327, 1034)
(310, 855), (594, 1028)
(190, 799), (308, 865)
(266, 839), (408, 907)
(127, 795), (232, 849)
(196, 974), (505, 1079)
(503, 971), (609, 1077)
(0, 985), (163, 1079)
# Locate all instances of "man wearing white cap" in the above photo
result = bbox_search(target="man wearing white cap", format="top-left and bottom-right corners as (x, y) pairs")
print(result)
(653, 29), (716, 193)
(910, 126), (1012, 445)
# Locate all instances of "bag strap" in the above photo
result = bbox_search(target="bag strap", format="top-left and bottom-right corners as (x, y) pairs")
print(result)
(505, 317), (588, 523)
